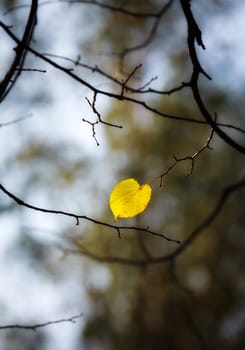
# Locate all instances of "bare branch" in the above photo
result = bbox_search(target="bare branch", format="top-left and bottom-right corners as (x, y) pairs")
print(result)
(7, 49), (245, 135)
(179, 0), (245, 154)
(173, 124), (214, 177)
(0, 0), (38, 101)
(40, 53), (189, 95)
(83, 92), (122, 144)
(120, 64), (142, 96)
(147, 126), (214, 186)
(82, 116), (100, 146)
(15, 68), (46, 73)
(0, 21), (207, 125)
(1, 22), (244, 136)
(0, 313), (83, 331)
(0, 183), (180, 244)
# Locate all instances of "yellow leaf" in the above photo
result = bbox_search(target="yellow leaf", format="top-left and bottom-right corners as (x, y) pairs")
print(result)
(109, 178), (152, 221)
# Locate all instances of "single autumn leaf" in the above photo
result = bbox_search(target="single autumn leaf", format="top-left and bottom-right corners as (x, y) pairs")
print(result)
(109, 178), (152, 221)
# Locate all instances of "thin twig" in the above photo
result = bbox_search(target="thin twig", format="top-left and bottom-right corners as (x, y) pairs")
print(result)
(121, 64), (142, 96)
(15, 68), (46, 73)
(173, 124), (214, 177)
(0, 313), (83, 331)
(148, 126), (214, 186)
(83, 92), (122, 145)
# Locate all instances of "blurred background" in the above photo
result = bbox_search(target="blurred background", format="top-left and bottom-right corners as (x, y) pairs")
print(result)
(0, 0), (245, 349)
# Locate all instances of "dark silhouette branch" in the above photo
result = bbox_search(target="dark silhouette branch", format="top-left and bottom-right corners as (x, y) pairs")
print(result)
(40, 53), (190, 96)
(82, 92), (122, 145)
(14, 50), (245, 134)
(0, 0), (38, 101)
(0, 313), (83, 331)
(171, 123), (214, 177)
(15, 68), (46, 73)
(179, 0), (245, 154)
(0, 183), (180, 244)
(147, 126), (214, 186)
(0, 21), (216, 126)
(1, 22), (243, 135)
(82, 114), (100, 146)
(120, 64), (142, 96)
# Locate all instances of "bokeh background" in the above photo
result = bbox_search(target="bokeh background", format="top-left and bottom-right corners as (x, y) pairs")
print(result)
(0, 1), (245, 349)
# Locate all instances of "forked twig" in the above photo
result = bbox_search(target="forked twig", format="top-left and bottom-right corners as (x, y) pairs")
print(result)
(82, 92), (122, 145)
(146, 126), (214, 187)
